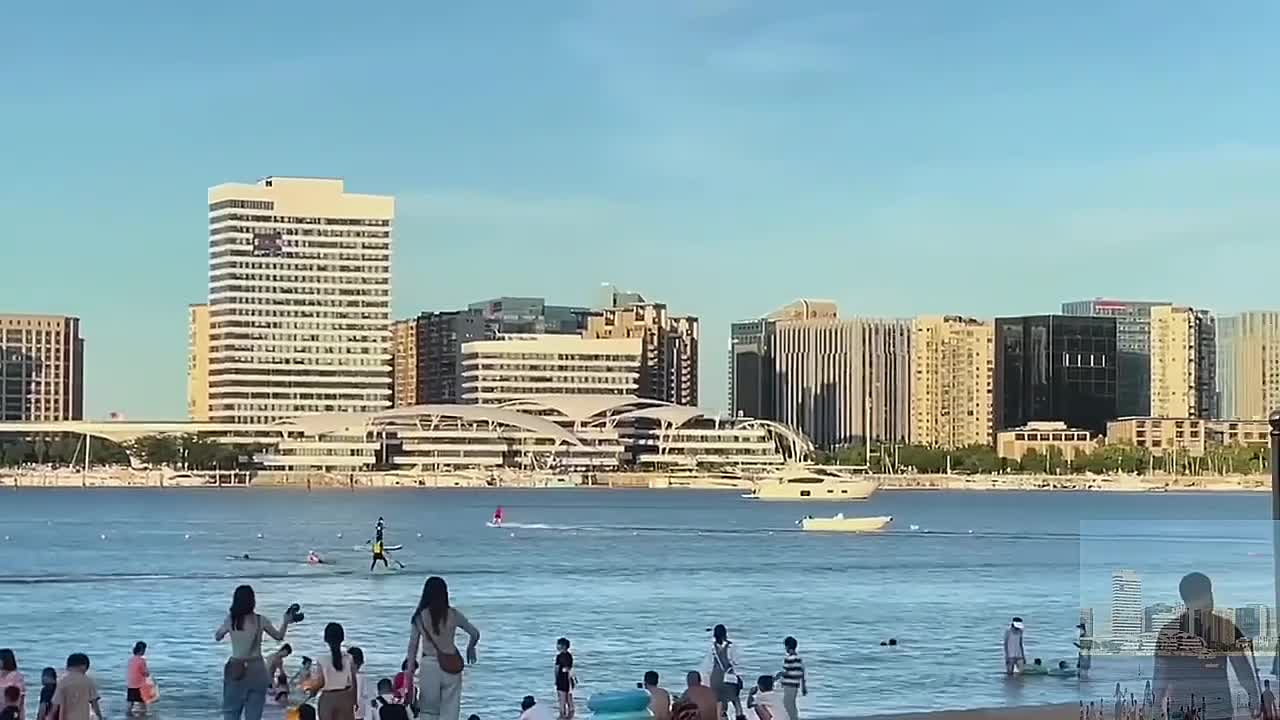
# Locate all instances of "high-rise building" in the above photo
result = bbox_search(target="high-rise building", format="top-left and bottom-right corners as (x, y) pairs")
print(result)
(1110, 569), (1143, 638)
(187, 304), (210, 421)
(994, 315), (1118, 434)
(769, 302), (911, 449)
(1062, 299), (1171, 417)
(1079, 608), (1095, 636)
(391, 318), (419, 408)
(1216, 312), (1280, 420)
(207, 177), (394, 423)
(583, 303), (698, 406)
(460, 335), (642, 404)
(910, 316), (994, 448)
(728, 301), (835, 420)
(728, 318), (775, 420)
(467, 297), (586, 335)
(728, 301), (910, 447)
(0, 314), (84, 421)
(1149, 306), (1216, 419)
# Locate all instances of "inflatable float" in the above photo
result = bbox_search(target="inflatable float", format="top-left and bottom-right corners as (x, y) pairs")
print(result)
(588, 689), (651, 715)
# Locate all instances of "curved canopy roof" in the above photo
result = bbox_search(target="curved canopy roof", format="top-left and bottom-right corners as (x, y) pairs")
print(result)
(609, 405), (707, 428)
(498, 395), (669, 422)
(369, 405), (581, 446)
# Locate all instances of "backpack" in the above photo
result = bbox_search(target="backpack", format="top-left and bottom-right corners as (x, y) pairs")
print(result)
(375, 697), (411, 720)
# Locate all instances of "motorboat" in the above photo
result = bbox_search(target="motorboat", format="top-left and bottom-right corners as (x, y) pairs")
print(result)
(748, 466), (877, 501)
(800, 513), (893, 533)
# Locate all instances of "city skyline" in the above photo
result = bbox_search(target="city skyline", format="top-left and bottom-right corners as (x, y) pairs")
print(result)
(6, 2), (1280, 419)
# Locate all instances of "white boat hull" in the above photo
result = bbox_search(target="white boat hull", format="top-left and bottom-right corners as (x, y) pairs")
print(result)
(800, 515), (892, 533)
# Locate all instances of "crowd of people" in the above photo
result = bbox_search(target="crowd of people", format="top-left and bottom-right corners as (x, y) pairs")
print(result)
(0, 574), (811, 720)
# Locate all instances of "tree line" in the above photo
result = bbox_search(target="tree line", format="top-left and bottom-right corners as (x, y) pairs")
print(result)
(813, 441), (1271, 476)
(0, 433), (263, 470)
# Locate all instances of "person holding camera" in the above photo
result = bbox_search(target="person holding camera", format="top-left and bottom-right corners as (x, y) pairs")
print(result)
(215, 584), (302, 720)
(404, 577), (480, 720)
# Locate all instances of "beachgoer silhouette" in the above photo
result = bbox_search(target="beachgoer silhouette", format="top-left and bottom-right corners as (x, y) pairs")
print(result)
(1151, 572), (1259, 720)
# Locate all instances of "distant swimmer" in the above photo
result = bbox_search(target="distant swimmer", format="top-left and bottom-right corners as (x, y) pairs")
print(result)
(307, 551), (326, 566)
(492, 506), (504, 526)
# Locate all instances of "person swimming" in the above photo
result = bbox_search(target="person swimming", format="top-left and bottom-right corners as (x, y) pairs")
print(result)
(307, 550), (324, 565)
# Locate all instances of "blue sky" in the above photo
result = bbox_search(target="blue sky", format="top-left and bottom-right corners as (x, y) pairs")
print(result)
(3, 0), (1279, 419)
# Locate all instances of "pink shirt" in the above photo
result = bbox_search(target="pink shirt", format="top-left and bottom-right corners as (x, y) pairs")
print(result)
(126, 657), (148, 689)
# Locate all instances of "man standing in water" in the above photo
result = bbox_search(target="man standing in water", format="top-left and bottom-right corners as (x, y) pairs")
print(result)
(1003, 617), (1026, 676)
(1152, 572), (1259, 720)
(370, 517), (388, 570)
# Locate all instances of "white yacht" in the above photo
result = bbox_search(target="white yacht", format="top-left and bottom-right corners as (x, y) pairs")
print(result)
(748, 466), (878, 501)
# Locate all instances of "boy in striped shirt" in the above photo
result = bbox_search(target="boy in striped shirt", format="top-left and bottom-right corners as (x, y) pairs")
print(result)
(779, 637), (806, 720)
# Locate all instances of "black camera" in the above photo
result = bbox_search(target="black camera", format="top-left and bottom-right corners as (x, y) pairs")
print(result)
(288, 603), (305, 623)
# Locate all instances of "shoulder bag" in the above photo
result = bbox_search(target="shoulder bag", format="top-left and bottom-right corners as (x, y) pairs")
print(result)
(420, 613), (465, 675)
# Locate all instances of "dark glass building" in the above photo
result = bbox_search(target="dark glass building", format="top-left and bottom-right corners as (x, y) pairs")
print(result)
(994, 315), (1118, 434)
(1061, 298), (1171, 417)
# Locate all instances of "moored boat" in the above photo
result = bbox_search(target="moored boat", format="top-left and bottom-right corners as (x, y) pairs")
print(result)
(799, 513), (893, 533)
(749, 465), (877, 501)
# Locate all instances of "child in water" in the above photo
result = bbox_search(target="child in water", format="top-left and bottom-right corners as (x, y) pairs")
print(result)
(555, 638), (575, 719)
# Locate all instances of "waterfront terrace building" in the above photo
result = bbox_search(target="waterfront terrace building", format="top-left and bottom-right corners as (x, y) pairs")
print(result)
(0, 314), (84, 421)
(206, 177), (394, 424)
(460, 335), (642, 404)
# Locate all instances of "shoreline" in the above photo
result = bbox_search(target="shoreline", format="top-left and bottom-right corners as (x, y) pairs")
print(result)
(0, 467), (1270, 492)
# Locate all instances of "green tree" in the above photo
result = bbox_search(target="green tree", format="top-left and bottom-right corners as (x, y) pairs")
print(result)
(50, 436), (80, 465)
(127, 434), (181, 467)
(954, 444), (1000, 474)
(1018, 447), (1044, 473)
(2, 439), (31, 466)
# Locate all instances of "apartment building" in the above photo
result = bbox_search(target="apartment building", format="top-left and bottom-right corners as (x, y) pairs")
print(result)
(1149, 306), (1216, 419)
(582, 302), (698, 406)
(0, 314), (84, 421)
(206, 177), (394, 423)
(910, 316), (994, 448)
(187, 304), (210, 420)
(1216, 311), (1280, 420)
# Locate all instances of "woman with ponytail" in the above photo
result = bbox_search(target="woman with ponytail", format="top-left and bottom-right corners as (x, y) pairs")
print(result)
(311, 623), (356, 720)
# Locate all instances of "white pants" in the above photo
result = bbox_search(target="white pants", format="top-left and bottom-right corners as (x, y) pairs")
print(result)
(417, 657), (464, 720)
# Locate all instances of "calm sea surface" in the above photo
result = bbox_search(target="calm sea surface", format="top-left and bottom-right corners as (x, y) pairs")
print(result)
(0, 488), (1275, 719)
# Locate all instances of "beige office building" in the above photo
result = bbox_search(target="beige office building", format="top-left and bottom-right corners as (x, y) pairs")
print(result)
(460, 335), (642, 404)
(206, 177), (394, 423)
(995, 421), (1094, 461)
(582, 303), (698, 406)
(187, 304), (210, 421)
(1149, 306), (1216, 419)
(770, 303), (911, 448)
(0, 314), (84, 421)
(911, 316), (994, 449)
(391, 317), (420, 408)
(1107, 416), (1269, 457)
(1216, 311), (1280, 420)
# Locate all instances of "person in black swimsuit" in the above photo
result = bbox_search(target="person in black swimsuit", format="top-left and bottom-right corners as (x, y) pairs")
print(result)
(555, 637), (575, 718)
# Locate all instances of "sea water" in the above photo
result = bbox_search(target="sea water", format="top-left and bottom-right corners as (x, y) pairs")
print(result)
(0, 489), (1273, 718)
